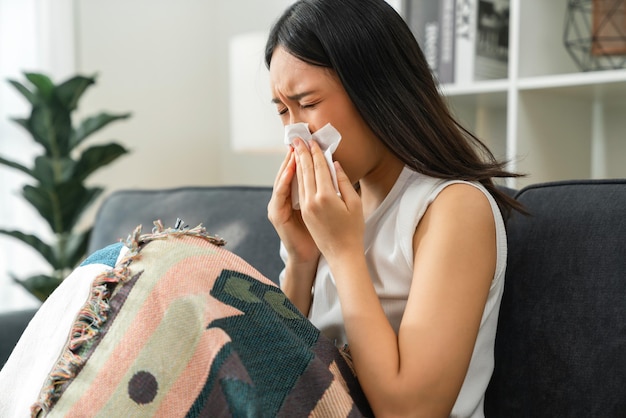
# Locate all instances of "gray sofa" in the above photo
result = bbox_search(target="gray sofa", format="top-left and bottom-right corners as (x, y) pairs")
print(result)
(1, 180), (625, 416)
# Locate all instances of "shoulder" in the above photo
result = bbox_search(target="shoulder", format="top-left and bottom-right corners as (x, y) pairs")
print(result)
(430, 182), (494, 222)
(398, 171), (493, 217)
(413, 182), (496, 258)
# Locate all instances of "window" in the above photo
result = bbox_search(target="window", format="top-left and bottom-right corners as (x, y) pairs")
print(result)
(0, 0), (75, 312)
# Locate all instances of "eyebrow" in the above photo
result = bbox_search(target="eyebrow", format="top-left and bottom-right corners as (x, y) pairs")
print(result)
(271, 90), (317, 104)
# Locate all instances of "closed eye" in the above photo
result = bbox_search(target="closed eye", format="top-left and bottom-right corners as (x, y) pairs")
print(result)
(300, 102), (319, 109)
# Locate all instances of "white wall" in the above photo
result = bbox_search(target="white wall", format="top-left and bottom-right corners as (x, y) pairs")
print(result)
(75, 0), (290, 205)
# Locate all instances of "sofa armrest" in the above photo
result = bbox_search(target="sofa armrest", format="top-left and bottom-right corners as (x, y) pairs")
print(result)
(0, 309), (37, 369)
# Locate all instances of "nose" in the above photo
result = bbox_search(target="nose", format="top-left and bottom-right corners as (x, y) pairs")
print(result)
(288, 108), (303, 126)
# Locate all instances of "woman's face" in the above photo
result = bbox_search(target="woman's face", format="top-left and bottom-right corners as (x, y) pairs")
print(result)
(268, 46), (381, 183)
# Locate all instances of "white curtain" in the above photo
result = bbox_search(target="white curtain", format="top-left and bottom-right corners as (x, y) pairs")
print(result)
(0, 0), (75, 313)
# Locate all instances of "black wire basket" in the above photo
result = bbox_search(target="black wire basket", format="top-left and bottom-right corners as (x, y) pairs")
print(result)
(564, 0), (626, 71)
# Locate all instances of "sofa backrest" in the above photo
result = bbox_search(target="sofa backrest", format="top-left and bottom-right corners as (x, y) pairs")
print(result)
(485, 179), (626, 417)
(88, 186), (283, 283)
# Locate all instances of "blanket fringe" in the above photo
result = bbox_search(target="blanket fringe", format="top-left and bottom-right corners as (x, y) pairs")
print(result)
(30, 221), (225, 417)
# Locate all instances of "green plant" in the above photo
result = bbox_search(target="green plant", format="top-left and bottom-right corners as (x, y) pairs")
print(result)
(0, 72), (130, 301)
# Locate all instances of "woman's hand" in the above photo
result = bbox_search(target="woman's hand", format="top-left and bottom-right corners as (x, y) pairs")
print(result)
(268, 146), (320, 266)
(292, 138), (365, 261)
(268, 145), (322, 314)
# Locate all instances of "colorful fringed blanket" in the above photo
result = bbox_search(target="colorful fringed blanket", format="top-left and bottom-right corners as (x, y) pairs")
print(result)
(25, 223), (372, 417)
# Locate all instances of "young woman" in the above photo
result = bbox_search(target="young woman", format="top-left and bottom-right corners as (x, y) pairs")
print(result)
(265, 0), (523, 416)
(0, 1), (524, 416)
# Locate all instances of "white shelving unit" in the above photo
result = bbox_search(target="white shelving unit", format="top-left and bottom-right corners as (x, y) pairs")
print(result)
(435, 0), (626, 188)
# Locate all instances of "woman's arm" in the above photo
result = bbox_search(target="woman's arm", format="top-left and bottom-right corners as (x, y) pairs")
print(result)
(280, 258), (318, 316)
(332, 184), (496, 417)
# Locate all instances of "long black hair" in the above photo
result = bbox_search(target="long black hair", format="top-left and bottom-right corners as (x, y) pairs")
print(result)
(265, 0), (525, 216)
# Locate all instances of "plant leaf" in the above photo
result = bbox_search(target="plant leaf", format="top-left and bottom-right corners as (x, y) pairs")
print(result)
(7, 79), (38, 105)
(27, 106), (54, 154)
(70, 112), (131, 149)
(33, 156), (76, 186)
(0, 155), (34, 178)
(9, 117), (33, 135)
(54, 74), (96, 111)
(73, 143), (129, 181)
(21, 185), (56, 232)
(62, 229), (92, 268)
(56, 186), (103, 231)
(0, 229), (59, 268)
(12, 273), (63, 302)
(21, 183), (103, 233)
(24, 73), (55, 102)
(30, 104), (72, 156)
(31, 157), (55, 186)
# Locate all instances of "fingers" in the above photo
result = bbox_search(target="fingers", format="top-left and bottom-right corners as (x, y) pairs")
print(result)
(293, 138), (315, 199)
(270, 148), (296, 214)
(309, 140), (334, 190)
(334, 161), (359, 207)
(273, 147), (294, 189)
(293, 138), (335, 200)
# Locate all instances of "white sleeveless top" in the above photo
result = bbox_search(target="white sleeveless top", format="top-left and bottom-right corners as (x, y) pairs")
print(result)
(280, 166), (507, 417)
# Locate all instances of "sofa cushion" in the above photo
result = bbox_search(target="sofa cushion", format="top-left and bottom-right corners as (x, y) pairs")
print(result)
(88, 186), (282, 284)
(485, 179), (626, 417)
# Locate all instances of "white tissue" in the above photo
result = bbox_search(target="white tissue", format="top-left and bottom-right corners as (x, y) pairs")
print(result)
(284, 122), (342, 209)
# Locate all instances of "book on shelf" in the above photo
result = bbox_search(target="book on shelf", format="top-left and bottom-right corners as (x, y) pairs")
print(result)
(474, 0), (509, 80)
(404, 0), (456, 84)
(405, 0), (440, 78)
(438, 0), (456, 84)
(454, 0), (478, 85)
